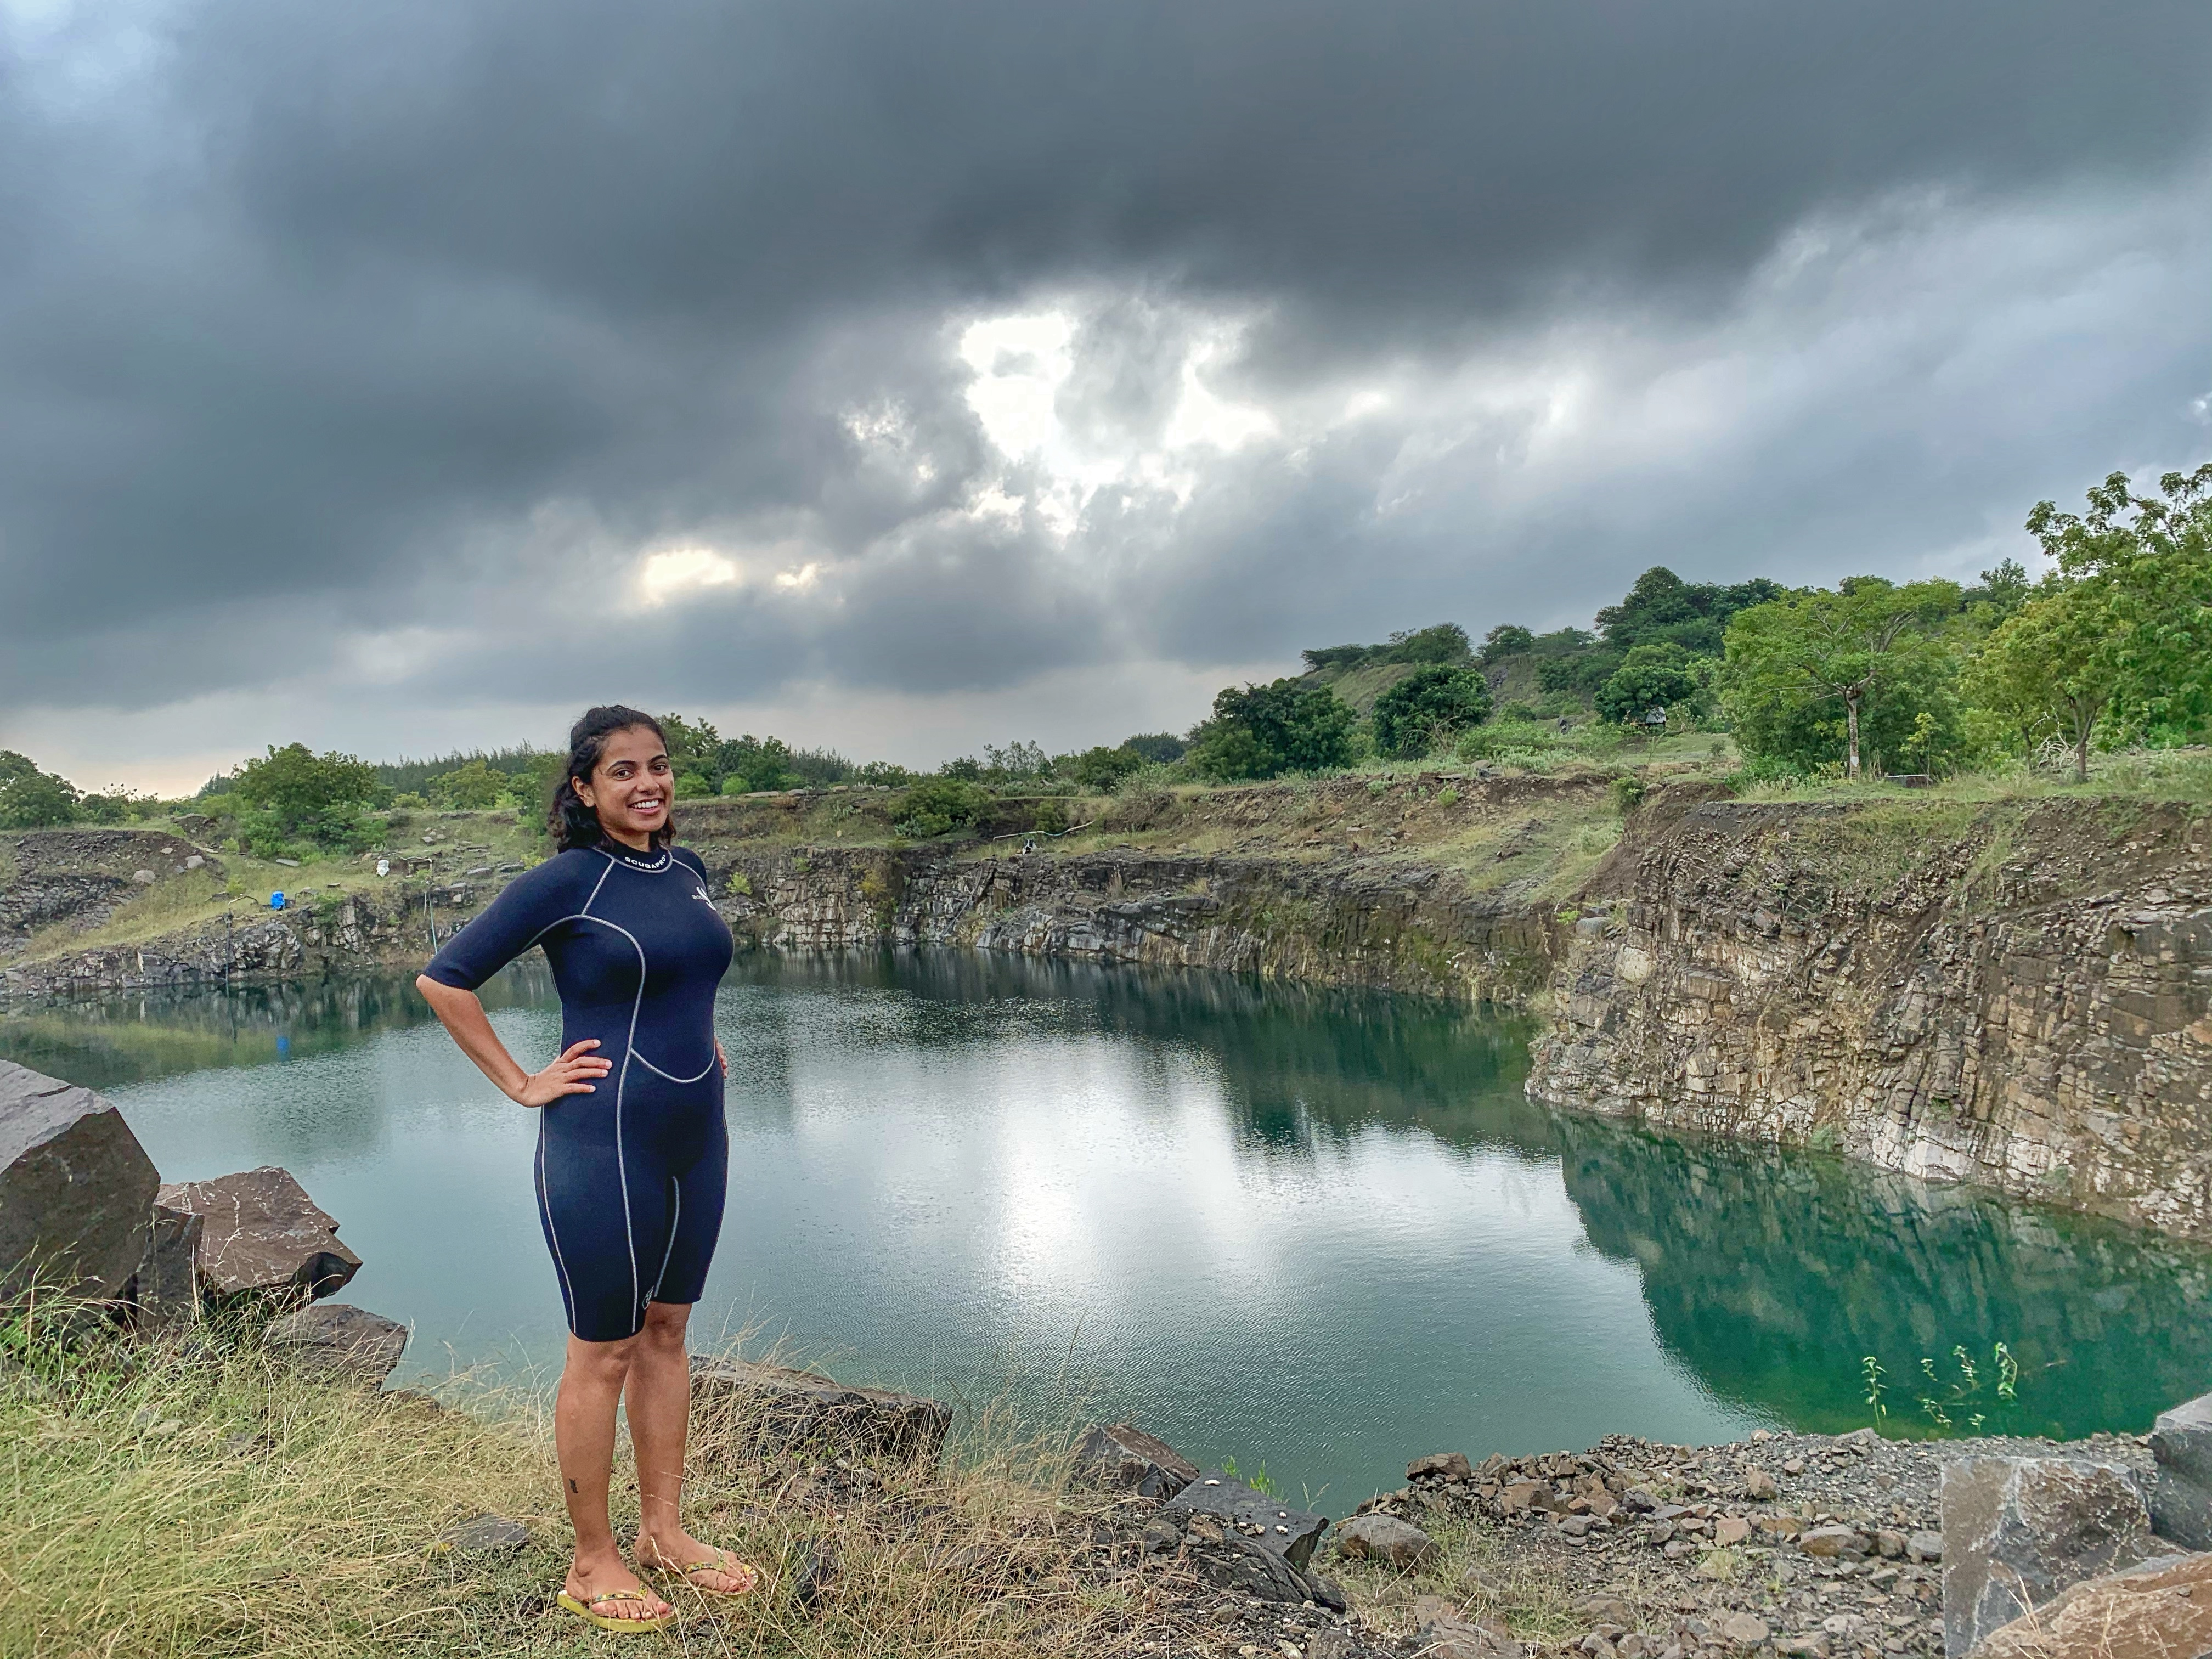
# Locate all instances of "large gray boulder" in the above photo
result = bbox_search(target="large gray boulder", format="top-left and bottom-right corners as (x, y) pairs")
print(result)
(157, 1167), (361, 1306)
(0, 1060), (159, 1305)
(1940, 1455), (2152, 1656)
(1159, 1472), (1329, 1570)
(263, 1302), (409, 1384)
(1071, 1422), (1199, 1499)
(2148, 1391), (2212, 1549)
(132, 1194), (202, 1329)
(690, 1358), (951, 1466)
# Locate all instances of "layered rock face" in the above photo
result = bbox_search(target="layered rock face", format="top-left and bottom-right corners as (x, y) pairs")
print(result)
(1528, 797), (2212, 1241)
(709, 846), (1552, 1005)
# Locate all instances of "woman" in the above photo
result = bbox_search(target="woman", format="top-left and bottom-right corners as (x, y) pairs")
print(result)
(417, 705), (757, 1632)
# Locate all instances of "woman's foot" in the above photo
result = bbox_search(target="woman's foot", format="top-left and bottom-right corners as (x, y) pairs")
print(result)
(639, 1528), (761, 1596)
(564, 1554), (674, 1624)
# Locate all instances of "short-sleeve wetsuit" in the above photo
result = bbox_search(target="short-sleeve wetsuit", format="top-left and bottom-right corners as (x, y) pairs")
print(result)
(422, 841), (734, 1342)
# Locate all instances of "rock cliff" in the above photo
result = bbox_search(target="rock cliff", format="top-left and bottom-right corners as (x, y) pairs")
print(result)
(1527, 793), (2212, 1240)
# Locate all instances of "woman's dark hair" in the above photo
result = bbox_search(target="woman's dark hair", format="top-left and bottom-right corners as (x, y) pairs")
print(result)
(551, 704), (675, 853)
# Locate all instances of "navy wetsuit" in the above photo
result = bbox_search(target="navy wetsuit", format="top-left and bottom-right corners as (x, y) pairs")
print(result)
(423, 842), (735, 1341)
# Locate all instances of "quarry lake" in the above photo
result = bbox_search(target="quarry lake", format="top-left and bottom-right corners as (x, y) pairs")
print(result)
(8, 951), (2211, 1508)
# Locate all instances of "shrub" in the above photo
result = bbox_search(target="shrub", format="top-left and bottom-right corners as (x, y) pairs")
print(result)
(1372, 664), (1492, 757)
(1187, 679), (1357, 780)
(894, 777), (991, 838)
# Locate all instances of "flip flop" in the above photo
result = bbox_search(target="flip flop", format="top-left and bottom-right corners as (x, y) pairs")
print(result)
(555, 1585), (676, 1632)
(642, 1545), (762, 1598)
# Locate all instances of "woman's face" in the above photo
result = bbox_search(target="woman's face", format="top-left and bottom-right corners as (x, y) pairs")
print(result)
(574, 724), (672, 847)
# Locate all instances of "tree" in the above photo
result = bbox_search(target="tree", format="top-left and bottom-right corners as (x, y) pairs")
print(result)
(228, 743), (380, 843)
(428, 759), (510, 808)
(1121, 733), (1186, 764)
(1595, 643), (1704, 726)
(1372, 665), (1492, 758)
(0, 751), (79, 829)
(1961, 580), (2119, 780)
(1068, 745), (1146, 790)
(894, 777), (991, 838)
(1478, 624), (1536, 664)
(1721, 579), (1962, 778)
(2027, 465), (2212, 742)
(1187, 679), (1356, 780)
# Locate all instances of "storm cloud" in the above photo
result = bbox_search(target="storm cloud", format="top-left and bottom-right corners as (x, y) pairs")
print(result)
(2, 0), (2208, 784)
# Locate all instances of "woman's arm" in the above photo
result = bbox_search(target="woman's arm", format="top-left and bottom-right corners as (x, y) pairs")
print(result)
(415, 974), (612, 1107)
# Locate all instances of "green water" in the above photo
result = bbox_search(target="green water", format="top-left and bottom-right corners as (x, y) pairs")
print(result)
(7, 952), (2209, 1508)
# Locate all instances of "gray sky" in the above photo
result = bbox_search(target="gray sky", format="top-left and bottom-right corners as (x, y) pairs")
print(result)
(4, 0), (2208, 792)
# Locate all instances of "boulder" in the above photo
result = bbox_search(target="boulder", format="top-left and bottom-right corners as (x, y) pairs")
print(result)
(1071, 1423), (1199, 1499)
(264, 1302), (409, 1384)
(1335, 1513), (1437, 1568)
(1941, 1455), (2152, 1657)
(0, 1060), (159, 1305)
(132, 1195), (202, 1329)
(157, 1167), (361, 1305)
(1160, 1472), (1328, 1569)
(1409, 1451), (1474, 1482)
(690, 1358), (951, 1466)
(1968, 1549), (2212, 1659)
(2147, 1391), (2212, 1550)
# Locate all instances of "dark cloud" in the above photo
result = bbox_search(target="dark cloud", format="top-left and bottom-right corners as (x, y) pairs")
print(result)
(0, 0), (2207, 758)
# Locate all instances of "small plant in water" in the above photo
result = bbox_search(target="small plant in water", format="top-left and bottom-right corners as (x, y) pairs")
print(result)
(1219, 1455), (1278, 1497)
(1858, 1340), (2022, 1435)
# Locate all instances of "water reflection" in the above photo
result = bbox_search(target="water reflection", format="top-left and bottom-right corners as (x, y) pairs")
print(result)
(5, 950), (2209, 1502)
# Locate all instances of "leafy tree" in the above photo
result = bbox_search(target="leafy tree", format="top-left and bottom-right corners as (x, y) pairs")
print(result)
(1187, 679), (1357, 780)
(1301, 623), (1471, 674)
(1121, 733), (1186, 764)
(1721, 579), (1962, 778)
(894, 777), (991, 838)
(1068, 745), (1146, 790)
(1477, 624), (1536, 664)
(1372, 665), (1492, 757)
(1596, 567), (1787, 654)
(1961, 580), (2119, 780)
(1595, 643), (1705, 725)
(1962, 558), (2033, 621)
(428, 759), (511, 808)
(228, 743), (380, 845)
(0, 752), (80, 829)
(2027, 465), (2212, 742)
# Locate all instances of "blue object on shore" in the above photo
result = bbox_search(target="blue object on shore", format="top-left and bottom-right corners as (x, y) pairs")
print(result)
(270, 891), (285, 910)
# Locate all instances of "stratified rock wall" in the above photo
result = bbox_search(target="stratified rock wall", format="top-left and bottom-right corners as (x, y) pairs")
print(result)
(1527, 795), (2212, 1240)
(704, 846), (1554, 1005)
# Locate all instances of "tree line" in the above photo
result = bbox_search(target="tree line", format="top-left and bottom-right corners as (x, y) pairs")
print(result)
(3, 465), (2204, 847)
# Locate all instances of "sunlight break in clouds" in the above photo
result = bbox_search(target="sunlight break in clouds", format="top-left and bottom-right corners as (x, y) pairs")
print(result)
(636, 546), (744, 607)
(955, 303), (1278, 538)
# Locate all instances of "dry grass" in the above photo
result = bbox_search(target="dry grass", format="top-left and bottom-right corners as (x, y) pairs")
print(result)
(0, 1305), (1164, 1659)
(1321, 1509), (1598, 1649)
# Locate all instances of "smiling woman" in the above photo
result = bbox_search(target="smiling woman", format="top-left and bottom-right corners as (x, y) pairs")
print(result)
(413, 703), (755, 1629)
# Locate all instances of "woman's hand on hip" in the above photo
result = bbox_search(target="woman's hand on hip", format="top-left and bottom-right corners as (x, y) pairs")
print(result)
(512, 1040), (612, 1108)
(716, 1040), (727, 1076)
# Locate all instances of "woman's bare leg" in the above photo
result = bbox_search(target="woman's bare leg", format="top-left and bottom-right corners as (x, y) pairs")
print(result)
(629, 1301), (753, 1592)
(556, 1331), (673, 1617)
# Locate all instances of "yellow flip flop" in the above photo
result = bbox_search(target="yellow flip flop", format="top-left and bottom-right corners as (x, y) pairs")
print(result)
(555, 1584), (676, 1632)
(642, 1545), (761, 1598)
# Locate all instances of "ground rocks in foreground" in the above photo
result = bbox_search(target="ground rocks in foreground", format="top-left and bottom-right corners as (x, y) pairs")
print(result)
(1348, 1427), (2154, 1659)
